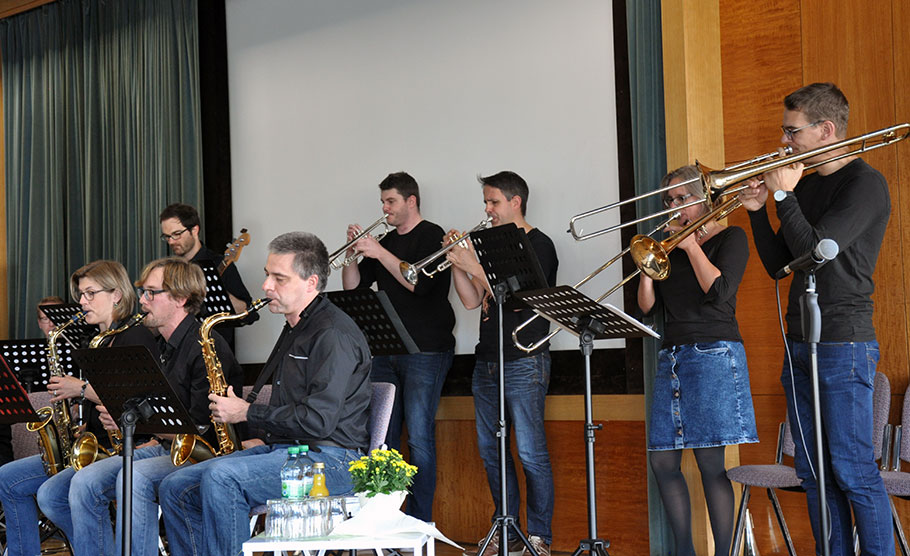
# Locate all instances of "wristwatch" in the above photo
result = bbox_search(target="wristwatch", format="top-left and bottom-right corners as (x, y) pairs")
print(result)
(773, 189), (794, 202)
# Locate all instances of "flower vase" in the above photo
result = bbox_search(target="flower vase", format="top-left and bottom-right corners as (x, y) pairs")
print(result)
(357, 490), (407, 514)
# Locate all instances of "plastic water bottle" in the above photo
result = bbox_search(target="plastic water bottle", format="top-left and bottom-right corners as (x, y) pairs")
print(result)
(298, 445), (315, 496)
(280, 446), (301, 499)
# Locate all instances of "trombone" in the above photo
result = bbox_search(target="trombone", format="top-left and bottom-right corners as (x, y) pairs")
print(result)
(512, 212), (679, 353)
(329, 215), (390, 269)
(399, 216), (493, 285)
(569, 122), (910, 241)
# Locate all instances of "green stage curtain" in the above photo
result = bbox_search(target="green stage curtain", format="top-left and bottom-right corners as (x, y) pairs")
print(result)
(625, 1), (670, 553)
(1, 0), (203, 337)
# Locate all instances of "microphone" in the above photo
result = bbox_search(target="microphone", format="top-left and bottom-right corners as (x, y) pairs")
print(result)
(775, 238), (839, 279)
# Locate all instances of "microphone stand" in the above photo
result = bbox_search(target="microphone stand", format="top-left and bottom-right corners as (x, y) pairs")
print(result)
(800, 270), (829, 556)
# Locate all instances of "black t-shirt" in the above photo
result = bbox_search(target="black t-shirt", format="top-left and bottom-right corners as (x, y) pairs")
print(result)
(356, 220), (456, 352)
(475, 228), (558, 362)
(649, 226), (749, 348)
(748, 158), (890, 342)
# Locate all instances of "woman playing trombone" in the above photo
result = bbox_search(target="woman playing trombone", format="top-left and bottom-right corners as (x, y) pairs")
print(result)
(637, 165), (757, 556)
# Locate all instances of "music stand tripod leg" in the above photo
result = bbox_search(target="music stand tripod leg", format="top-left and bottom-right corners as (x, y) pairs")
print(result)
(475, 284), (535, 556)
(570, 320), (610, 556)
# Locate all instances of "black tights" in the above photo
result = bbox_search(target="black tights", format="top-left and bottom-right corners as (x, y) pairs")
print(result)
(650, 447), (734, 556)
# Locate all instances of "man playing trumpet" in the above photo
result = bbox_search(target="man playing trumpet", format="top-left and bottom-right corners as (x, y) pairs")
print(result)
(341, 172), (456, 522)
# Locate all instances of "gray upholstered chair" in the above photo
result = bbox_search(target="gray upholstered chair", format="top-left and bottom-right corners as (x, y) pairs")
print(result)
(881, 380), (910, 556)
(727, 414), (801, 556)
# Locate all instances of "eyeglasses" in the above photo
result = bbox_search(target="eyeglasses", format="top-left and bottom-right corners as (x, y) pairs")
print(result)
(663, 193), (694, 209)
(781, 121), (822, 141)
(136, 287), (167, 301)
(76, 289), (114, 301)
(160, 228), (189, 242)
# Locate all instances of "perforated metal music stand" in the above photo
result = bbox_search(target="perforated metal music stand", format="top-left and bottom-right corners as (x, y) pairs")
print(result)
(197, 263), (236, 318)
(0, 338), (73, 392)
(39, 303), (99, 347)
(326, 289), (418, 356)
(0, 354), (41, 424)
(469, 223), (549, 556)
(72, 345), (198, 556)
(516, 285), (659, 556)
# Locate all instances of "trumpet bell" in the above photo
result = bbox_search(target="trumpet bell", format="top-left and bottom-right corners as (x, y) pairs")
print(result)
(630, 235), (670, 280)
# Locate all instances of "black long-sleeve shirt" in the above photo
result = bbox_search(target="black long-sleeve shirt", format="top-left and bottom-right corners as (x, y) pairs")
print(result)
(647, 226), (749, 348)
(247, 294), (372, 451)
(748, 158), (890, 342)
(355, 220), (456, 352)
(158, 314), (244, 445)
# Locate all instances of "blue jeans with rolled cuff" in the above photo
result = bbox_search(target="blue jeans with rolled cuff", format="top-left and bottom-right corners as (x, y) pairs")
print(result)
(370, 350), (453, 522)
(472, 352), (554, 545)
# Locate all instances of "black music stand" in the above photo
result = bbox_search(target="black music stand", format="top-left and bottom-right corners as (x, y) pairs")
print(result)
(197, 264), (236, 318)
(0, 354), (41, 424)
(470, 223), (549, 556)
(72, 345), (197, 556)
(517, 286), (659, 556)
(0, 339), (61, 392)
(39, 303), (99, 347)
(326, 289), (418, 355)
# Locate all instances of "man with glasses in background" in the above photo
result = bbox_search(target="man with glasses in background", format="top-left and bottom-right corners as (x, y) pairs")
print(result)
(159, 203), (255, 349)
(740, 82), (893, 555)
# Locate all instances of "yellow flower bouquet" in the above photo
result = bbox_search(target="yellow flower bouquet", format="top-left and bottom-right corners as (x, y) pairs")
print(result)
(348, 448), (418, 497)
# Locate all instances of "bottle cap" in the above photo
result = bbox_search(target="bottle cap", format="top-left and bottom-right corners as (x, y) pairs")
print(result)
(314, 462), (325, 469)
(299, 444), (309, 452)
(287, 446), (299, 455)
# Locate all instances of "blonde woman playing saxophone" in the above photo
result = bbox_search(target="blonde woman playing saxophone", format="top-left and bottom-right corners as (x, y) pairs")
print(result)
(0, 260), (158, 556)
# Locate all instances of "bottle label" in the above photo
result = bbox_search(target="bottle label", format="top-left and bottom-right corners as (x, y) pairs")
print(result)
(281, 479), (304, 499)
(302, 475), (314, 496)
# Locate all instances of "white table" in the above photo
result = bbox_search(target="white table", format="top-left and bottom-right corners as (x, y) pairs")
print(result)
(241, 530), (435, 556)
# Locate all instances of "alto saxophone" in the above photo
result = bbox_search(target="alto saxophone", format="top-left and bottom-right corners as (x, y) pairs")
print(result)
(170, 298), (270, 466)
(70, 312), (147, 470)
(27, 311), (87, 475)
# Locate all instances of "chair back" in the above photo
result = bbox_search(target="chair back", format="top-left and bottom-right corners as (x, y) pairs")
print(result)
(872, 371), (891, 461)
(782, 413), (796, 459)
(900, 383), (910, 465)
(369, 382), (396, 452)
(11, 390), (54, 460)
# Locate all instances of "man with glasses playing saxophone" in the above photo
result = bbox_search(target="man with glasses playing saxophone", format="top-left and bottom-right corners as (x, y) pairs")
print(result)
(741, 82), (893, 556)
(0, 261), (158, 556)
(341, 171), (455, 522)
(158, 232), (371, 556)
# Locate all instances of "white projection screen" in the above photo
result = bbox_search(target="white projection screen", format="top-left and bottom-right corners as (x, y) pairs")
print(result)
(227, 0), (625, 363)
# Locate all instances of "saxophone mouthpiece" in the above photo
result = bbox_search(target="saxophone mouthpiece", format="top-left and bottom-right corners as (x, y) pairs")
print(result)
(251, 298), (272, 311)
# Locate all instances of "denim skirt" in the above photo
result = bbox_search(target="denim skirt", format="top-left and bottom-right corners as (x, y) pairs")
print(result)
(648, 341), (758, 451)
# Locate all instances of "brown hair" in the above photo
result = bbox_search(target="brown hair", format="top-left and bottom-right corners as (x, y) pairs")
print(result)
(136, 257), (207, 315)
(69, 260), (137, 322)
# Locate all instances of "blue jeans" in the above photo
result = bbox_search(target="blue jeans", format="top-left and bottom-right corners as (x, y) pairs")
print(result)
(472, 353), (553, 544)
(158, 444), (360, 556)
(0, 454), (62, 556)
(782, 340), (893, 556)
(371, 350), (453, 521)
(37, 443), (166, 556)
(113, 445), (174, 556)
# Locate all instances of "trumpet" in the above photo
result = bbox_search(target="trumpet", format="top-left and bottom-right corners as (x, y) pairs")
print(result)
(399, 216), (493, 285)
(513, 213), (679, 353)
(329, 215), (390, 269)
